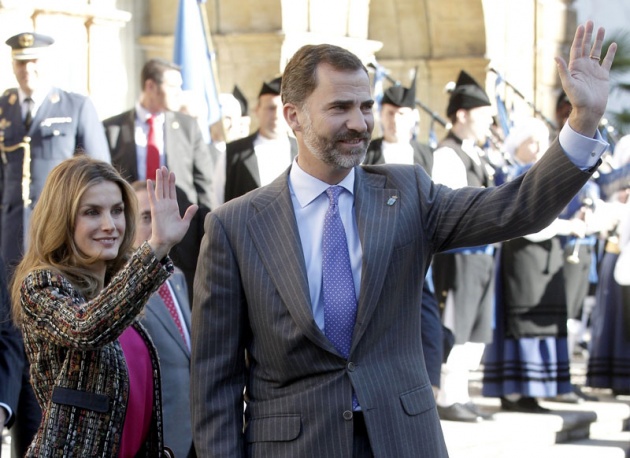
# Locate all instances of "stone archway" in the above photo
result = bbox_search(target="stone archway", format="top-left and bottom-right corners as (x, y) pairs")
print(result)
(368, 0), (489, 141)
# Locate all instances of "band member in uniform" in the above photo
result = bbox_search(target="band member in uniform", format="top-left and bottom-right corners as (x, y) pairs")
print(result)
(431, 70), (497, 422)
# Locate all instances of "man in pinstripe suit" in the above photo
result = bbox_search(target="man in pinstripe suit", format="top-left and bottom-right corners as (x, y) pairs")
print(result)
(192, 21), (616, 457)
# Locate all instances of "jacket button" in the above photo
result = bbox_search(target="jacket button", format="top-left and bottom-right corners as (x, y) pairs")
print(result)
(343, 410), (353, 421)
(347, 362), (356, 371)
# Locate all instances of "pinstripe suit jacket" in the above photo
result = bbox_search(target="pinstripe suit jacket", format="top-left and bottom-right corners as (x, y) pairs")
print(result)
(191, 140), (594, 458)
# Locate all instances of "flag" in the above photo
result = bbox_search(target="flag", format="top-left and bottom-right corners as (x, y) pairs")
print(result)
(493, 71), (512, 138)
(371, 61), (386, 112)
(174, 0), (221, 143)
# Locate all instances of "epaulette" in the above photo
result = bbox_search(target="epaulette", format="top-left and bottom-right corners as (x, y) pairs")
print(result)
(1, 88), (18, 99)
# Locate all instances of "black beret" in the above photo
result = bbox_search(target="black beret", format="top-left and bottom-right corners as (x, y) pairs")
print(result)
(382, 69), (417, 109)
(5, 32), (54, 60)
(259, 76), (282, 97)
(446, 70), (491, 117)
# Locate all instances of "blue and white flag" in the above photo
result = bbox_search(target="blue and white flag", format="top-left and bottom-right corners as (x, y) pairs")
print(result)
(494, 71), (512, 138)
(174, 0), (221, 143)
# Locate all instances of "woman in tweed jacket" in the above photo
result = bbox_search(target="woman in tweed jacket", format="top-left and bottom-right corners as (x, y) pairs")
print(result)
(10, 157), (197, 457)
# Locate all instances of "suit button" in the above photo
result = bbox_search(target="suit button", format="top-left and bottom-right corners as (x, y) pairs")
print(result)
(347, 362), (356, 371)
(343, 410), (353, 421)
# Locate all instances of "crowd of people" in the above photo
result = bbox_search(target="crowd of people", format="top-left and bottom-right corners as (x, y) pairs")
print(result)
(0, 19), (628, 457)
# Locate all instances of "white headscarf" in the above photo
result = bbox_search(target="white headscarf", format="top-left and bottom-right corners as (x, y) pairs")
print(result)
(503, 117), (550, 158)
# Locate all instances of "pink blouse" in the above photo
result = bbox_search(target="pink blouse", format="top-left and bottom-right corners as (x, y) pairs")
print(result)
(118, 326), (154, 457)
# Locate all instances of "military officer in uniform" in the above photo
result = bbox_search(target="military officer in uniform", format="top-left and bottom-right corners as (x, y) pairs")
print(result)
(0, 31), (110, 458)
(0, 32), (110, 270)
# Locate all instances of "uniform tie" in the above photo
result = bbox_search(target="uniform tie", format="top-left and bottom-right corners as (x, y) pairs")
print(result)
(158, 283), (188, 350)
(146, 115), (160, 181)
(23, 97), (33, 131)
(322, 186), (357, 358)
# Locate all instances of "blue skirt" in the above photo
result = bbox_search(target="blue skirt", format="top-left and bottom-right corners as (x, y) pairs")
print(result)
(482, 335), (572, 397)
(482, 245), (572, 398)
(586, 252), (630, 391)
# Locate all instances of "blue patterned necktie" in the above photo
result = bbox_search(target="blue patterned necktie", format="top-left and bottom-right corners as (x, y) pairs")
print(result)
(322, 186), (357, 359)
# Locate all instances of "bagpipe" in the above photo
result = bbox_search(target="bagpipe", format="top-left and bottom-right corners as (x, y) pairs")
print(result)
(490, 67), (620, 151)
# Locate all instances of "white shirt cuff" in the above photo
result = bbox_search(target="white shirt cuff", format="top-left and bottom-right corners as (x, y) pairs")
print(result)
(0, 402), (13, 425)
(558, 123), (608, 171)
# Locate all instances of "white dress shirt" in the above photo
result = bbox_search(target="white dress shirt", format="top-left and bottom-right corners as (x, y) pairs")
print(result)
(134, 102), (166, 181)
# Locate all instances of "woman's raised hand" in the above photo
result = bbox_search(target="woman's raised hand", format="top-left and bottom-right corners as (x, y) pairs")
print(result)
(146, 166), (198, 260)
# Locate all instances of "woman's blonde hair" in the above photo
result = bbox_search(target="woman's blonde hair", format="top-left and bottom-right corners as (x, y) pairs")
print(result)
(11, 155), (137, 323)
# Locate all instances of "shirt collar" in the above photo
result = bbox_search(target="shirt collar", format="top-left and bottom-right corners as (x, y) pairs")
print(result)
(289, 157), (355, 208)
(135, 102), (165, 123)
(17, 86), (50, 107)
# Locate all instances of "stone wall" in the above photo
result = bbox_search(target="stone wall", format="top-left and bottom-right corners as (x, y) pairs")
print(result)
(0, 0), (577, 141)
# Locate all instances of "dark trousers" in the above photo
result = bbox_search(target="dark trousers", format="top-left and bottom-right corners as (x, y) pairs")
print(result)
(10, 365), (41, 458)
(352, 412), (374, 458)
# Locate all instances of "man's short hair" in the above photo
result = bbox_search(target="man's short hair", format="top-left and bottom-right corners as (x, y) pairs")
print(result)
(140, 58), (181, 90)
(131, 180), (147, 192)
(281, 44), (367, 108)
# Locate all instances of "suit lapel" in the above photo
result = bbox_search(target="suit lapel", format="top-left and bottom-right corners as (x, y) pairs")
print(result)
(170, 275), (192, 334)
(115, 110), (139, 181)
(147, 285), (190, 355)
(242, 137), (261, 187)
(248, 173), (335, 352)
(351, 167), (399, 350)
(163, 111), (179, 169)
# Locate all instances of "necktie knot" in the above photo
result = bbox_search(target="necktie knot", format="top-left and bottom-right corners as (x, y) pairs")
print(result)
(326, 185), (343, 206)
(146, 114), (154, 126)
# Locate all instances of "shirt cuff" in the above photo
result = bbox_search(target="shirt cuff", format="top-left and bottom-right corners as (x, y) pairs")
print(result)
(558, 123), (609, 171)
(0, 402), (13, 425)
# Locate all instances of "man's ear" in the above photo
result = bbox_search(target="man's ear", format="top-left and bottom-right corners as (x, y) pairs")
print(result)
(455, 108), (468, 124)
(144, 79), (158, 94)
(284, 103), (302, 133)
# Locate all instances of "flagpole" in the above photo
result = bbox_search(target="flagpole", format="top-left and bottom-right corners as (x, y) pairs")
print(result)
(197, 1), (226, 142)
(488, 68), (557, 132)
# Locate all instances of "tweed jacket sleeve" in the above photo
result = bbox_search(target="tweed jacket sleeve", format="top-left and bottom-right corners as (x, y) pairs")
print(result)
(20, 241), (172, 349)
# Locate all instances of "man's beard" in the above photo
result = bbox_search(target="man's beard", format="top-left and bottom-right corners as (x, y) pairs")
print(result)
(301, 114), (369, 169)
